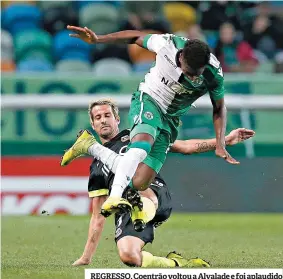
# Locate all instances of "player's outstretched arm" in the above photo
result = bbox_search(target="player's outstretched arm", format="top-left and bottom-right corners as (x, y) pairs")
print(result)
(170, 128), (255, 155)
(72, 195), (107, 266)
(211, 97), (239, 164)
(67, 25), (147, 47)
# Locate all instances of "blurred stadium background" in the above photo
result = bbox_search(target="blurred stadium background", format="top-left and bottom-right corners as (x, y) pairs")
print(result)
(1, 0), (283, 214)
(1, 0), (283, 274)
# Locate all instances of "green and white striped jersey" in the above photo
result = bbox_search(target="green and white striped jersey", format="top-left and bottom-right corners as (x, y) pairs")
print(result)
(140, 34), (225, 117)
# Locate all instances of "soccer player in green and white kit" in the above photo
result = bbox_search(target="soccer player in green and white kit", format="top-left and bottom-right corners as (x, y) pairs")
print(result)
(62, 26), (239, 218)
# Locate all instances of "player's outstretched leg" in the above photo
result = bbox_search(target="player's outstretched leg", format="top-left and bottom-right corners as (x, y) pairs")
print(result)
(60, 130), (97, 166)
(60, 130), (136, 217)
(166, 251), (210, 268)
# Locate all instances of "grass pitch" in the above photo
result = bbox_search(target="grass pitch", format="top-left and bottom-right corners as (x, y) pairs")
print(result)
(2, 213), (283, 279)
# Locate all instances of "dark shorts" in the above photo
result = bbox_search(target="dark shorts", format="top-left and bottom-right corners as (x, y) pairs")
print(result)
(115, 178), (172, 244)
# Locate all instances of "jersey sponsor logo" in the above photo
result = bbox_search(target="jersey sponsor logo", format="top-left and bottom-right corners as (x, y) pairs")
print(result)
(161, 77), (193, 95)
(161, 77), (169, 85)
(144, 111), (153, 120)
(170, 82), (191, 95)
(164, 55), (177, 69)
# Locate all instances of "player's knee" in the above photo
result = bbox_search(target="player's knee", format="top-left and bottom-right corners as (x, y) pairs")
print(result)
(140, 190), (159, 210)
(119, 248), (142, 267)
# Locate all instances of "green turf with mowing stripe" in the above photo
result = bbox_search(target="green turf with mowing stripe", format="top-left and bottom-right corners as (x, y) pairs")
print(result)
(2, 214), (283, 279)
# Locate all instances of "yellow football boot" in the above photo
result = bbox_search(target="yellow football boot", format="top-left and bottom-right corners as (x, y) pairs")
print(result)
(166, 251), (210, 268)
(126, 188), (146, 232)
(126, 188), (157, 232)
(186, 257), (210, 268)
(100, 196), (132, 218)
(60, 130), (96, 166)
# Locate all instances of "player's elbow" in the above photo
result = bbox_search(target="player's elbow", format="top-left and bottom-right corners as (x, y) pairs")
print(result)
(119, 248), (142, 267)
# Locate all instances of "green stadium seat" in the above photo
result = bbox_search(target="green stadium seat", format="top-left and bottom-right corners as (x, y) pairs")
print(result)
(92, 58), (132, 76)
(79, 3), (119, 35)
(14, 30), (52, 63)
(56, 60), (91, 72)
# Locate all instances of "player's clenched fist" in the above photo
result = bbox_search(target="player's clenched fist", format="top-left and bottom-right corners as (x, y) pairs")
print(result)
(67, 25), (98, 44)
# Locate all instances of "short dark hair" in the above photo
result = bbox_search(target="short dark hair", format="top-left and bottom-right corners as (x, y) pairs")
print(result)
(88, 98), (119, 122)
(182, 39), (210, 71)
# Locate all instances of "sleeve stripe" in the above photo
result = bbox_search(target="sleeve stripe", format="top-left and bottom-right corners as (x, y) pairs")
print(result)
(142, 34), (152, 49)
(88, 189), (109, 197)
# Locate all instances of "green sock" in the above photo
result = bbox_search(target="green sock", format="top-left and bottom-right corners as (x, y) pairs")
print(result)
(129, 180), (135, 189)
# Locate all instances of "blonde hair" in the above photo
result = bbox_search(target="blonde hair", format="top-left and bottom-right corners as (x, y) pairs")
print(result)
(88, 98), (119, 122)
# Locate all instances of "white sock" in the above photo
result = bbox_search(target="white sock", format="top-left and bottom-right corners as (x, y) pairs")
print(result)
(88, 143), (121, 172)
(110, 148), (147, 198)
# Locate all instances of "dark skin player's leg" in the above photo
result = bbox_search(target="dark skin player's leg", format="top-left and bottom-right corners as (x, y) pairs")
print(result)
(132, 163), (156, 191)
(130, 133), (157, 191)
